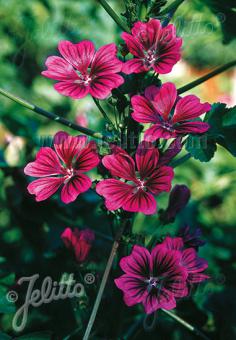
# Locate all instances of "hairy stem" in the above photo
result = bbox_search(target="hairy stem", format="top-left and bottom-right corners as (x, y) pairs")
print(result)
(97, 0), (130, 32)
(178, 60), (236, 94)
(0, 88), (108, 141)
(161, 309), (210, 340)
(83, 218), (129, 340)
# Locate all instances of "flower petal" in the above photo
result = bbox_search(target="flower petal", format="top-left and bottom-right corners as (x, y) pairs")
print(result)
(153, 82), (177, 120)
(119, 245), (151, 278)
(58, 40), (95, 72)
(27, 177), (64, 201)
(53, 132), (87, 167)
(54, 81), (89, 99)
(145, 166), (174, 195)
(131, 95), (161, 124)
(123, 190), (157, 215)
(121, 32), (144, 58)
(135, 141), (159, 179)
(143, 288), (176, 314)
(181, 248), (208, 273)
(42, 56), (78, 81)
(89, 74), (124, 99)
(174, 121), (210, 135)
(173, 95), (211, 123)
(144, 124), (176, 141)
(24, 147), (63, 177)
(122, 59), (147, 74)
(102, 152), (136, 181)
(96, 179), (134, 211)
(75, 141), (100, 172)
(91, 43), (123, 75)
(115, 274), (148, 306)
(162, 236), (184, 251)
(61, 174), (92, 204)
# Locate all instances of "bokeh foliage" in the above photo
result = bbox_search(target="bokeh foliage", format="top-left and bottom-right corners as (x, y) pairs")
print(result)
(0, 0), (236, 339)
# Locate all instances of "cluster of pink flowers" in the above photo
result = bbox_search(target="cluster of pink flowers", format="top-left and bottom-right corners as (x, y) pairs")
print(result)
(115, 235), (208, 314)
(24, 18), (210, 315)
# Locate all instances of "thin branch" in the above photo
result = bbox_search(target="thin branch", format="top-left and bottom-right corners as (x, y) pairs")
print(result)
(0, 88), (108, 141)
(161, 309), (210, 340)
(93, 98), (117, 130)
(97, 0), (130, 32)
(83, 218), (129, 340)
(178, 60), (236, 95)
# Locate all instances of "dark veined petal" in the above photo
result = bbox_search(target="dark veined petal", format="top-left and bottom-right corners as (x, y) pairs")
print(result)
(123, 189), (157, 215)
(53, 132), (87, 167)
(24, 147), (64, 177)
(173, 95), (211, 123)
(119, 245), (151, 278)
(145, 166), (174, 195)
(27, 177), (64, 202)
(135, 141), (159, 179)
(96, 179), (134, 211)
(61, 173), (92, 204)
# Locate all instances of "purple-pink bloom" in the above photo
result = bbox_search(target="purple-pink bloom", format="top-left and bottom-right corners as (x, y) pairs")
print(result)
(162, 236), (209, 284)
(178, 225), (206, 248)
(42, 40), (124, 99)
(115, 244), (188, 314)
(131, 82), (211, 141)
(61, 227), (95, 263)
(24, 131), (100, 203)
(96, 141), (174, 215)
(121, 19), (182, 74)
(161, 184), (191, 223)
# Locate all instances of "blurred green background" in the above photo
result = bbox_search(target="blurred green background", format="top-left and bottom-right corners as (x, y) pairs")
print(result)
(0, 0), (236, 339)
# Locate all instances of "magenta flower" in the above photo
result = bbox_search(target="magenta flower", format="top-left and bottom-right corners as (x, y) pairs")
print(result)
(61, 227), (95, 263)
(24, 131), (100, 203)
(162, 236), (209, 284)
(131, 83), (211, 141)
(96, 141), (174, 215)
(178, 225), (206, 249)
(115, 244), (188, 314)
(42, 40), (124, 99)
(121, 19), (182, 74)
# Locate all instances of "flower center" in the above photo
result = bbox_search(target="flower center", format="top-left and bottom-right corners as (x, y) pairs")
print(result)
(74, 71), (92, 86)
(64, 168), (74, 183)
(143, 49), (158, 68)
(162, 121), (174, 132)
(133, 179), (146, 194)
(146, 277), (161, 293)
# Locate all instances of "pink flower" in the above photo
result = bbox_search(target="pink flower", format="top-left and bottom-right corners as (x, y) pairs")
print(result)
(42, 40), (124, 99)
(75, 112), (88, 128)
(131, 83), (211, 141)
(61, 227), (95, 263)
(96, 142), (174, 215)
(115, 244), (188, 314)
(162, 236), (209, 284)
(121, 19), (182, 74)
(24, 131), (100, 203)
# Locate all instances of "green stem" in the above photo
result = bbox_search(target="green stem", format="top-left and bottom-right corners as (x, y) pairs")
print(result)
(83, 218), (129, 340)
(161, 309), (210, 340)
(97, 0), (130, 32)
(0, 88), (107, 141)
(170, 153), (192, 168)
(93, 98), (116, 130)
(178, 60), (236, 95)
(159, 0), (186, 15)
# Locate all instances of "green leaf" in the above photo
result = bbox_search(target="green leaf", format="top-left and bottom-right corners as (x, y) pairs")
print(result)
(206, 103), (236, 156)
(185, 103), (236, 161)
(223, 106), (236, 127)
(186, 135), (217, 162)
(0, 273), (16, 314)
